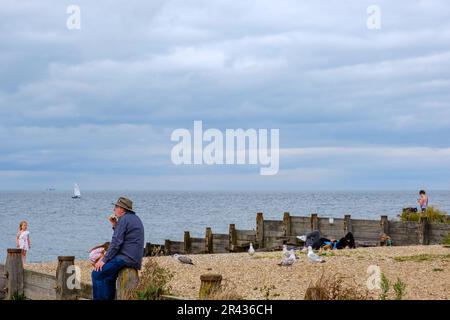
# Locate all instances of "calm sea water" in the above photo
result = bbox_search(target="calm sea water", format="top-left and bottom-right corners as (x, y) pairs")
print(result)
(1, 191), (449, 263)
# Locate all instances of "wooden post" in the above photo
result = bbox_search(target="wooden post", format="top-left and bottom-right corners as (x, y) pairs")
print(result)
(256, 212), (264, 248)
(311, 213), (319, 231)
(5, 248), (24, 300)
(144, 242), (151, 257)
(419, 216), (429, 245)
(380, 215), (389, 235)
(56, 256), (79, 300)
(205, 227), (213, 254)
(0, 264), (5, 300)
(379, 215), (389, 246)
(164, 239), (172, 255)
(229, 224), (237, 252)
(283, 212), (292, 236)
(199, 274), (222, 299)
(344, 214), (352, 235)
(116, 268), (139, 300)
(184, 231), (192, 254)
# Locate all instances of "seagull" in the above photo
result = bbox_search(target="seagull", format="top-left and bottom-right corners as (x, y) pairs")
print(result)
(278, 249), (296, 267)
(248, 243), (255, 256)
(173, 253), (194, 265)
(307, 246), (325, 263)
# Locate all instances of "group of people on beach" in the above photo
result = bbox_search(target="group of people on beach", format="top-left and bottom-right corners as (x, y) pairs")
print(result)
(14, 190), (430, 300)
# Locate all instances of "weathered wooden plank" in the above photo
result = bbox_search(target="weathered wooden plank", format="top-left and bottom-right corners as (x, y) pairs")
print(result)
(236, 229), (256, 242)
(212, 234), (229, 241)
(236, 230), (256, 237)
(318, 218), (345, 224)
(263, 220), (284, 233)
(264, 237), (284, 249)
(212, 234), (229, 253)
(319, 219), (346, 239)
(0, 264), (5, 299)
(168, 241), (184, 254)
(235, 240), (253, 247)
(264, 230), (285, 237)
(290, 221), (311, 236)
(23, 269), (57, 300)
(24, 283), (56, 300)
(351, 219), (381, 225)
(429, 223), (450, 231)
(190, 238), (206, 254)
(428, 222), (450, 245)
(24, 269), (56, 290)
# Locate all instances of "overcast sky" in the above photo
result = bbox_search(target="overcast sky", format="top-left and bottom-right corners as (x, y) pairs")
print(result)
(1, 0), (450, 191)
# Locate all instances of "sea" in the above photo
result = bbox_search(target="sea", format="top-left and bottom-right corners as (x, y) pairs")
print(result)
(1, 190), (449, 263)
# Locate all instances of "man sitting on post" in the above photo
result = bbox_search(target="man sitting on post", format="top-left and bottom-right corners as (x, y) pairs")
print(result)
(92, 197), (145, 300)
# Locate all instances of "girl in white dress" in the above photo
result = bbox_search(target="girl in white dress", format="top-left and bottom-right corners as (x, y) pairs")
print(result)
(16, 221), (31, 264)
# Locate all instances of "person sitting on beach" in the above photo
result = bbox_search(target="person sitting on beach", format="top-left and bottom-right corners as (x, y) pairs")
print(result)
(16, 220), (30, 264)
(305, 231), (355, 251)
(417, 190), (428, 213)
(91, 197), (145, 300)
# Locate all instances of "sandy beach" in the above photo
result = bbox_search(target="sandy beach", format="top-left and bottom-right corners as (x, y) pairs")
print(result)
(26, 245), (450, 300)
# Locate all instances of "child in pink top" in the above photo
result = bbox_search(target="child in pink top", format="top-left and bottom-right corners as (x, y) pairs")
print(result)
(89, 242), (110, 266)
(418, 190), (428, 213)
(16, 221), (31, 264)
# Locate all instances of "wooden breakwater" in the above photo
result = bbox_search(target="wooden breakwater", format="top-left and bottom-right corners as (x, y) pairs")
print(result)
(0, 250), (92, 300)
(0, 249), (206, 300)
(0, 249), (146, 300)
(145, 212), (450, 256)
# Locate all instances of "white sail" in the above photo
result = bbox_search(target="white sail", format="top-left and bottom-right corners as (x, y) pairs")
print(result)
(74, 183), (81, 197)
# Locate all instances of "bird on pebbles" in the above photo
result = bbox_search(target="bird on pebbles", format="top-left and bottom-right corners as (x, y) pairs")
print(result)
(307, 246), (325, 263)
(278, 249), (296, 267)
(248, 243), (255, 256)
(173, 253), (194, 265)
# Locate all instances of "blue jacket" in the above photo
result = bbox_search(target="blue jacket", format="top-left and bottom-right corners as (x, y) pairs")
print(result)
(102, 211), (145, 270)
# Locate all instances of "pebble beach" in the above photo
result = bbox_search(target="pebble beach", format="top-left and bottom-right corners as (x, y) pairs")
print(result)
(26, 245), (450, 300)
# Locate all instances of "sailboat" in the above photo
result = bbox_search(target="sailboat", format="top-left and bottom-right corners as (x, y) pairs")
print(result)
(72, 183), (81, 199)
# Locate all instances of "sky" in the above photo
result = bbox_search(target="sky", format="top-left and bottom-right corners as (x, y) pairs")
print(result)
(1, 0), (450, 191)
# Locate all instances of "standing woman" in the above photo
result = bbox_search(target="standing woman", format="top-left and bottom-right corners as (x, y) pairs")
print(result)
(417, 190), (429, 213)
(16, 221), (31, 264)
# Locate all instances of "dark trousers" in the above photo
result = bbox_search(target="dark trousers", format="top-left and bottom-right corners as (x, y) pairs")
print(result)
(91, 257), (126, 300)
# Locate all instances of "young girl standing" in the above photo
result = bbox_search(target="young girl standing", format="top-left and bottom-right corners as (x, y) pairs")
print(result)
(16, 221), (31, 264)
(418, 190), (429, 213)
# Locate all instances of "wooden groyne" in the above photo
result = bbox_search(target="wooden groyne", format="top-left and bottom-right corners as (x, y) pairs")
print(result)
(0, 249), (145, 300)
(145, 212), (450, 256)
(0, 250), (92, 300)
(2, 212), (449, 300)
